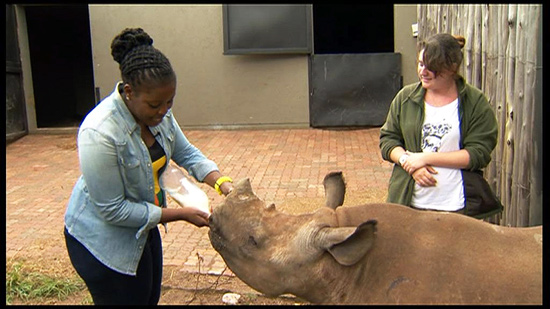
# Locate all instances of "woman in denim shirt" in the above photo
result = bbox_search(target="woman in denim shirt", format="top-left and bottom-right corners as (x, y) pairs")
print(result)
(64, 28), (234, 305)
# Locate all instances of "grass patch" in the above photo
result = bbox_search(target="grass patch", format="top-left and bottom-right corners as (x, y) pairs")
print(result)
(5, 260), (85, 305)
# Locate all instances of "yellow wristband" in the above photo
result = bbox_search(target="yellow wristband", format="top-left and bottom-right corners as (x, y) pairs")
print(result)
(215, 176), (233, 195)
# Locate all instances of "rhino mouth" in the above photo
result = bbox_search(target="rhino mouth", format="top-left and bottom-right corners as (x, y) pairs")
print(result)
(208, 229), (225, 252)
(208, 214), (226, 252)
(208, 177), (259, 254)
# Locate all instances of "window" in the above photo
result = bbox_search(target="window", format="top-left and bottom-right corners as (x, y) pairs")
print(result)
(222, 4), (312, 55)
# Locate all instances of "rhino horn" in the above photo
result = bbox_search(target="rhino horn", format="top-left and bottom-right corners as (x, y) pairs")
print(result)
(233, 178), (255, 195)
(315, 220), (377, 266)
(323, 171), (346, 209)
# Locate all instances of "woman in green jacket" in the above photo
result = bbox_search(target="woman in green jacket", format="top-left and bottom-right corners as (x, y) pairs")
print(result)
(379, 33), (498, 217)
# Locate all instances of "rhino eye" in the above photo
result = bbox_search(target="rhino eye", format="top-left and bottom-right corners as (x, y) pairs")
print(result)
(248, 235), (257, 246)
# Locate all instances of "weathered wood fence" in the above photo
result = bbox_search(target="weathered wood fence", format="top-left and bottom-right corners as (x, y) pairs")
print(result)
(417, 4), (542, 227)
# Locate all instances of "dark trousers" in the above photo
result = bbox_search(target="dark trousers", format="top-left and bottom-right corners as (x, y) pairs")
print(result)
(64, 226), (163, 305)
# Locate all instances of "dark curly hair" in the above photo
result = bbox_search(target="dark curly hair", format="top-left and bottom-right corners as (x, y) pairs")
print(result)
(417, 33), (465, 78)
(111, 28), (176, 89)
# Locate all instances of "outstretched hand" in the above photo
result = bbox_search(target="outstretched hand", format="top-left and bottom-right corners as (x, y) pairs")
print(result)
(160, 207), (210, 227)
(183, 207), (210, 227)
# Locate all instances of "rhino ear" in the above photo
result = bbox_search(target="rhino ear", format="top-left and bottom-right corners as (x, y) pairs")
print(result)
(317, 220), (377, 266)
(323, 171), (346, 209)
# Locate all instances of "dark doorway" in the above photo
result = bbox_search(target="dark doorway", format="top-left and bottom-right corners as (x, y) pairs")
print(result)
(25, 4), (96, 128)
(309, 4), (399, 127)
(312, 4), (394, 54)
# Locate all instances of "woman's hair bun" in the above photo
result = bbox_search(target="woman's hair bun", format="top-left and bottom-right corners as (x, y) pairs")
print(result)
(453, 35), (466, 49)
(111, 28), (154, 64)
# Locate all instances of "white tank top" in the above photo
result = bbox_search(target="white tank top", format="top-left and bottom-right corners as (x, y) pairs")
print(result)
(411, 99), (465, 211)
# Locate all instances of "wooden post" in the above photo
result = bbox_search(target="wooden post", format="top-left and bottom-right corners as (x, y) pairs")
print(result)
(416, 4), (541, 227)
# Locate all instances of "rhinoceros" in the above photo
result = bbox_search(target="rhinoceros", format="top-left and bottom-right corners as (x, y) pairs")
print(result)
(208, 172), (542, 305)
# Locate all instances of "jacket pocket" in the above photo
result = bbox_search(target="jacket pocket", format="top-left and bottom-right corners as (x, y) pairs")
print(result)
(115, 141), (143, 187)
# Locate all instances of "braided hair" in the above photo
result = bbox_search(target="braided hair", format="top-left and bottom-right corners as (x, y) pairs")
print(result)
(417, 33), (465, 78)
(111, 28), (176, 89)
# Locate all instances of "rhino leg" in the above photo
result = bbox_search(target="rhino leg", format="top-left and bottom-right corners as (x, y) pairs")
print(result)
(323, 171), (346, 209)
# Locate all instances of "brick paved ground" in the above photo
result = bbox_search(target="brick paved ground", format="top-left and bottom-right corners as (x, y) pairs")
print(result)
(5, 128), (392, 278)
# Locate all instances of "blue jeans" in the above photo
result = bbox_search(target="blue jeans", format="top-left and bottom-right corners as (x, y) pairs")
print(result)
(64, 226), (163, 305)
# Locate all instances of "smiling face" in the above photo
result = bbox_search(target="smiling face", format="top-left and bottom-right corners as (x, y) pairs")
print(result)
(124, 80), (176, 127)
(417, 49), (457, 92)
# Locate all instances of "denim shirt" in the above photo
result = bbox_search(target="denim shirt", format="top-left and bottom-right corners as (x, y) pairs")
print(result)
(64, 83), (219, 275)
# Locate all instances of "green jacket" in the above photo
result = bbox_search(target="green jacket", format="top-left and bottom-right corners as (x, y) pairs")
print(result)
(379, 76), (498, 206)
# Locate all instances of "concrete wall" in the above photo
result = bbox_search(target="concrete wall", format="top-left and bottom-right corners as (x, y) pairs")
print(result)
(89, 4), (310, 129)
(15, 5), (38, 133)
(394, 4), (419, 86)
(16, 4), (417, 132)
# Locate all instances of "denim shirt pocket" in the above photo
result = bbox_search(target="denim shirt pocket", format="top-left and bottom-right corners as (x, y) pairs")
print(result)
(115, 140), (143, 187)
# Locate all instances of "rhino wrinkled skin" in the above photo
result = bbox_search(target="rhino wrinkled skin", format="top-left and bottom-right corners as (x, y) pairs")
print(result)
(208, 172), (542, 305)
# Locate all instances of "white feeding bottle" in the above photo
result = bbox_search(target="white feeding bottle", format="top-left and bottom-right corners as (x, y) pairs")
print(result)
(159, 161), (211, 216)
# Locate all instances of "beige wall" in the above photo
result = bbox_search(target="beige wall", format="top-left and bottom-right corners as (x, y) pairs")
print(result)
(394, 4), (419, 86)
(89, 4), (310, 129)
(17, 4), (417, 132)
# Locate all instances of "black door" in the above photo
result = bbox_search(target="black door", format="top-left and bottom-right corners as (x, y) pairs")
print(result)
(6, 4), (28, 143)
(309, 4), (401, 127)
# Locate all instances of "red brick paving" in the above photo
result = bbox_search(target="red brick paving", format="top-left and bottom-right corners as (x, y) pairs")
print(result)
(5, 128), (392, 276)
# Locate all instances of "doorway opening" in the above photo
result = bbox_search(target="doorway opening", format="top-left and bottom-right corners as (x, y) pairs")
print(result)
(25, 4), (96, 128)
(309, 4), (399, 127)
(312, 4), (394, 54)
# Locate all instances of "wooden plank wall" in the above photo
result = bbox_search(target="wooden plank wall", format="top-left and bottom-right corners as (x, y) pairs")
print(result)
(417, 4), (542, 227)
